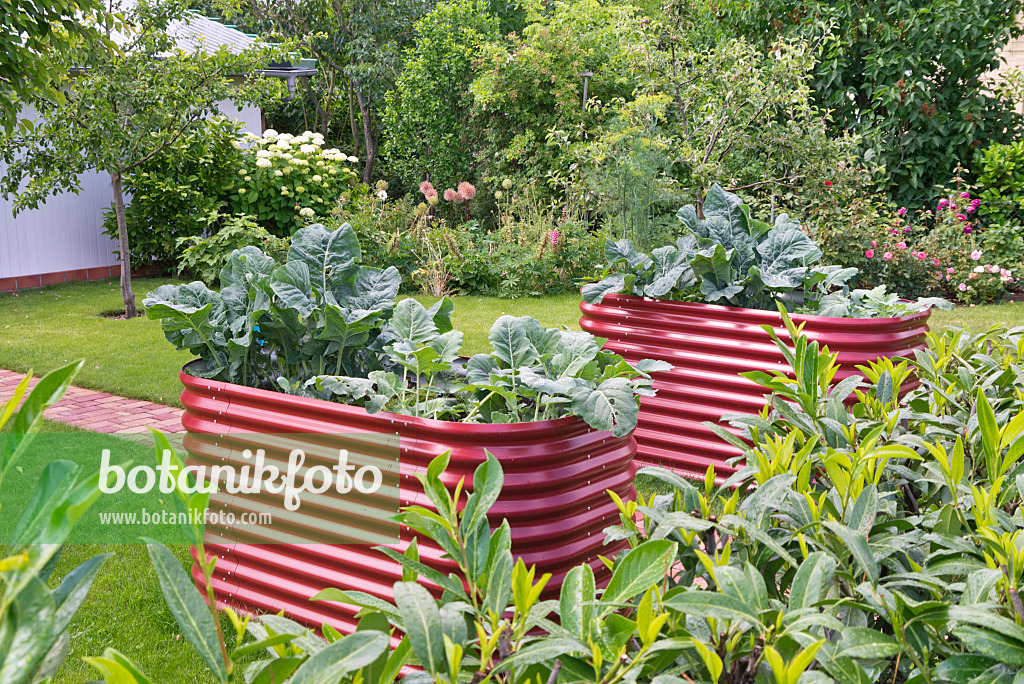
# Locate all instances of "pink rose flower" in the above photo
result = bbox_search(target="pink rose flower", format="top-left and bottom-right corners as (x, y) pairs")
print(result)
(933, 257), (940, 265)
(897, 241), (907, 249)
(865, 249), (875, 258)
(958, 283), (967, 291)
(938, 198), (949, 208)
(883, 252), (893, 260)
(871, 240), (877, 247)
(897, 207), (907, 216)
(971, 250), (982, 260)
(946, 267), (956, 274)
(961, 191), (971, 199)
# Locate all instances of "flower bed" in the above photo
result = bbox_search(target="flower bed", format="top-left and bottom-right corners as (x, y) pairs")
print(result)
(580, 294), (931, 478)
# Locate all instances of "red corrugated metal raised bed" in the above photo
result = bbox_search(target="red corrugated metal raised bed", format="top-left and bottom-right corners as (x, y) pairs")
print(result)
(579, 294), (930, 479)
(178, 361), (636, 634)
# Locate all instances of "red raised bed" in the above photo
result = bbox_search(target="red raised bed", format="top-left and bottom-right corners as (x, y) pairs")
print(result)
(178, 362), (636, 633)
(579, 294), (930, 479)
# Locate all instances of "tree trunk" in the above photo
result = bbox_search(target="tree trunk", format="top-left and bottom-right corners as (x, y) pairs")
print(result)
(110, 171), (137, 318)
(347, 79), (361, 158)
(354, 82), (376, 183)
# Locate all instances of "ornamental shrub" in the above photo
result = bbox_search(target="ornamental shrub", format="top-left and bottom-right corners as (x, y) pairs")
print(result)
(100, 116), (241, 269)
(223, 129), (360, 236)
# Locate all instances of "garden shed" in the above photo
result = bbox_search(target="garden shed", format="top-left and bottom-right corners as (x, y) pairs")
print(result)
(0, 11), (314, 293)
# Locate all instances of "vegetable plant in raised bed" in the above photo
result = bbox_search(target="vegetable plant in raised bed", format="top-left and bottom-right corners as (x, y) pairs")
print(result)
(144, 223), (667, 633)
(580, 184), (951, 478)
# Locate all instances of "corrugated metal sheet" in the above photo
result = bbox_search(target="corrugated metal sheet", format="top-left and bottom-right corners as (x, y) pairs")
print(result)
(179, 363), (636, 633)
(580, 294), (931, 480)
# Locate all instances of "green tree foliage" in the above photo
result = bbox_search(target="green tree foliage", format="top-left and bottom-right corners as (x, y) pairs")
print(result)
(240, 0), (435, 182)
(382, 0), (499, 193)
(717, 0), (1024, 196)
(0, 0), (284, 317)
(471, 0), (649, 196)
(100, 115), (242, 269)
(0, 0), (113, 132)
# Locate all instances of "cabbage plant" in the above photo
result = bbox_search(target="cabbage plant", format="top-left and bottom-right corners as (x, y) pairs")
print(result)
(583, 184), (950, 317)
(146, 224), (667, 436)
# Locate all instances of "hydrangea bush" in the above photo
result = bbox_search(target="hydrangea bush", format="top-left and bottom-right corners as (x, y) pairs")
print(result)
(224, 129), (360, 236)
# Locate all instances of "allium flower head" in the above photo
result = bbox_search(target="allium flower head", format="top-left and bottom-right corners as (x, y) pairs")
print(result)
(502, 178), (513, 190)
(420, 180), (434, 194)
(457, 181), (477, 200)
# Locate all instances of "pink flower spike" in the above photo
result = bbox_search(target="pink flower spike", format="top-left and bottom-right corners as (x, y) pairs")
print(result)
(865, 249), (875, 258)
(971, 250), (982, 260)
(883, 252), (893, 260)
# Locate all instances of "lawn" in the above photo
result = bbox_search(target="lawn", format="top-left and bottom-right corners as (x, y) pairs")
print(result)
(2, 278), (1024, 408)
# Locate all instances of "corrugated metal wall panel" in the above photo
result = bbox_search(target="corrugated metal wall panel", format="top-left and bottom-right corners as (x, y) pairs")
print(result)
(178, 363), (636, 634)
(580, 294), (931, 479)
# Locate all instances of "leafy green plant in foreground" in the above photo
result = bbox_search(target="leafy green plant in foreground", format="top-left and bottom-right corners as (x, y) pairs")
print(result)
(0, 361), (112, 684)
(584, 183), (951, 317)
(81, 317), (1024, 682)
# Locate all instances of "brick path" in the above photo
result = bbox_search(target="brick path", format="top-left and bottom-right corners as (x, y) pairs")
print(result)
(0, 368), (184, 434)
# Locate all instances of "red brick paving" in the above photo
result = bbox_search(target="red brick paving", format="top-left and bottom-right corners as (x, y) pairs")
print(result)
(0, 368), (184, 435)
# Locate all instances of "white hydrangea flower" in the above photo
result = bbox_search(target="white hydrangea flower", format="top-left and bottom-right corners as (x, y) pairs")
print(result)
(299, 144), (317, 154)
(316, 160), (326, 168)
(299, 207), (315, 218)
(302, 131), (314, 138)
(256, 150), (273, 158)
(296, 185), (306, 193)
(277, 133), (293, 141)
(244, 175), (251, 181)
(238, 188), (247, 194)
(237, 169), (246, 176)
(263, 129), (278, 137)
(329, 168), (339, 174)
(312, 175), (322, 182)
(282, 153), (293, 160)
(231, 140), (242, 149)
(256, 158), (272, 168)
(274, 170), (283, 177)
(268, 144), (281, 151)
(348, 156), (359, 163)
(282, 166), (292, 174)
(244, 132), (260, 141)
